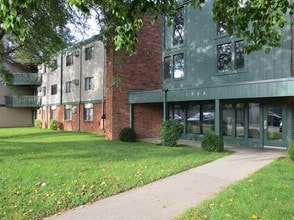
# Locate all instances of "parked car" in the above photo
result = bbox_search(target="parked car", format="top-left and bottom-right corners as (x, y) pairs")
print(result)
(169, 113), (182, 122)
(267, 111), (282, 127)
(187, 112), (215, 124)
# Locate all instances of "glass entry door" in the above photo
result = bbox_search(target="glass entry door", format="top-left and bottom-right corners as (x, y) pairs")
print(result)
(263, 105), (285, 147)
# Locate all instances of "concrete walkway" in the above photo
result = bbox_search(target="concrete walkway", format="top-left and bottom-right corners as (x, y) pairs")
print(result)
(45, 145), (286, 220)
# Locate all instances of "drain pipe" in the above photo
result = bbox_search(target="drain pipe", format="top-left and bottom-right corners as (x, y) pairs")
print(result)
(78, 47), (83, 131)
(101, 43), (106, 131)
(163, 89), (168, 121)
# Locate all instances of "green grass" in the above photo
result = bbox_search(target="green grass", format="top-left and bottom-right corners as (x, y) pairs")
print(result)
(0, 128), (229, 220)
(177, 158), (294, 220)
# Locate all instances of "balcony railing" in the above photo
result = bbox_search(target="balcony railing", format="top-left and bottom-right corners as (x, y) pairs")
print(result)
(5, 96), (41, 107)
(12, 73), (41, 86)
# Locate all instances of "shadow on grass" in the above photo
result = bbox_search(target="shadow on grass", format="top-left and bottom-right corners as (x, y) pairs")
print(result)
(0, 138), (212, 163)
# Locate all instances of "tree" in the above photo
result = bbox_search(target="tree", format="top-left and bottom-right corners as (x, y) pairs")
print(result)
(0, 0), (90, 85)
(69, 0), (293, 54)
(1, 0), (293, 59)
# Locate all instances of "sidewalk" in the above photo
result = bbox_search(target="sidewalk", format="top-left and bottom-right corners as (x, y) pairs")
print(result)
(45, 145), (286, 220)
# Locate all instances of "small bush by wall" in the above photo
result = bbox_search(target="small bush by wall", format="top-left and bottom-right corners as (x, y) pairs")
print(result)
(34, 120), (42, 128)
(201, 134), (224, 152)
(288, 144), (294, 161)
(118, 127), (136, 142)
(160, 120), (182, 146)
(49, 120), (60, 130)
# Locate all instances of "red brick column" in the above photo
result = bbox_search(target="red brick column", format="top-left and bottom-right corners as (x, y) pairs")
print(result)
(105, 16), (162, 140)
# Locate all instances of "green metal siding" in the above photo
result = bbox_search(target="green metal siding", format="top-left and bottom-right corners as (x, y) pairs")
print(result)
(12, 73), (41, 86)
(5, 96), (41, 107)
(162, 1), (292, 95)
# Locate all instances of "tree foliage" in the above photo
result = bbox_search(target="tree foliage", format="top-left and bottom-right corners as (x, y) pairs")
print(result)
(213, 0), (293, 53)
(0, 0), (89, 65)
(1, 0), (293, 59)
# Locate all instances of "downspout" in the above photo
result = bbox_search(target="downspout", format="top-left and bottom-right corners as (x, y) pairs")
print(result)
(163, 89), (168, 121)
(78, 47), (83, 131)
(101, 43), (106, 131)
(60, 52), (63, 105)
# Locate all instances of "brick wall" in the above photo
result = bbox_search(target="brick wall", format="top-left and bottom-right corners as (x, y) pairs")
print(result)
(36, 103), (104, 134)
(133, 103), (163, 139)
(105, 16), (162, 140)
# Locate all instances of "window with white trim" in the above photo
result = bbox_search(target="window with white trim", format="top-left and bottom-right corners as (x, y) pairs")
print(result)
(84, 104), (93, 121)
(85, 77), (94, 90)
(65, 81), (73, 93)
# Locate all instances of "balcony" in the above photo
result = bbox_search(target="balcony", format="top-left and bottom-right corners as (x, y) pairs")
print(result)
(5, 96), (41, 107)
(12, 73), (41, 86)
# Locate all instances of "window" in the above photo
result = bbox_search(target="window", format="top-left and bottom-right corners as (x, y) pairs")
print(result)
(84, 104), (93, 121)
(173, 7), (184, 46)
(85, 77), (94, 90)
(217, 21), (227, 35)
(217, 40), (244, 72)
(249, 103), (260, 138)
(164, 7), (185, 49)
(42, 86), (46, 96)
(49, 59), (57, 70)
(164, 53), (185, 79)
(51, 84), (57, 95)
(216, 22), (245, 72)
(50, 108), (56, 120)
(168, 103), (215, 135)
(66, 54), (73, 66)
(85, 47), (93, 60)
(173, 53), (184, 78)
(65, 107), (72, 120)
(65, 81), (73, 93)
(236, 103), (245, 137)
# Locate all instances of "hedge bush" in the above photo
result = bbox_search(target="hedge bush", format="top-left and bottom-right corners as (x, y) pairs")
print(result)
(49, 119), (60, 130)
(288, 144), (294, 161)
(34, 120), (42, 128)
(118, 127), (136, 142)
(201, 134), (224, 152)
(160, 120), (182, 146)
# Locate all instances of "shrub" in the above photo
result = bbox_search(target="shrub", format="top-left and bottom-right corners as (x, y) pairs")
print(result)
(201, 134), (224, 152)
(49, 119), (60, 130)
(118, 127), (136, 142)
(288, 144), (294, 161)
(160, 120), (182, 146)
(34, 120), (42, 128)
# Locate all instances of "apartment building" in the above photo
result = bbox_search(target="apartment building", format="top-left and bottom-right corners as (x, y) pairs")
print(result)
(126, 1), (294, 148)
(32, 1), (294, 148)
(0, 61), (40, 127)
(36, 36), (106, 133)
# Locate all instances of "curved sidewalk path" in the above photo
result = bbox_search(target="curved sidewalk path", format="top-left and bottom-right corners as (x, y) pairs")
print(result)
(45, 145), (286, 220)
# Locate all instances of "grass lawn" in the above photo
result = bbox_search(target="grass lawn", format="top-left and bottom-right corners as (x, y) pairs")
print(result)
(177, 158), (294, 220)
(0, 128), (229, 220)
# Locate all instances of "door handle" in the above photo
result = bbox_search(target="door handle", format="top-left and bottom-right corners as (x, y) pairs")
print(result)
(264, 120), (267, 129)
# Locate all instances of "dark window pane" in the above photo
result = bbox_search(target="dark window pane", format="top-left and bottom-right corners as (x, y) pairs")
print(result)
(173, 53), (184, 78)
(85, 47), (93, 60)
(236, 103), (245, 137)
(164, 17), (173, 49)
(66, 54), (73, 66)
(249, 103), (260, 138)
(217, 43), (232, 72)
(164, 56), (171, 79)
(235, 40), (244, 70)
(202, 104), (215, 135)
(51, 84), (57, 95)
(217, 21), (227, 35)
(173, 7), (184, 46)
(223, 104), (233, 136)
(187, 104), (200, 134)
